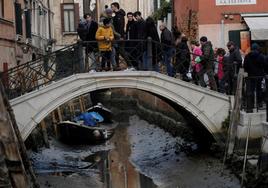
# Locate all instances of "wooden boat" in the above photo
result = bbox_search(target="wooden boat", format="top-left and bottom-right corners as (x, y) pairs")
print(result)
(57, 120), (118, 144)
(57, 103), (117, 143)
(86, 103), (113, 123)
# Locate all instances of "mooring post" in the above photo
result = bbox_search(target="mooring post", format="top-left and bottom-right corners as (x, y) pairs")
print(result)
(57, 107), (63, 122)
(265, 75), (268, 122)
(147, 37), (153, 71)
(51, 111), (58, 137)
(40, 120), (49, 148)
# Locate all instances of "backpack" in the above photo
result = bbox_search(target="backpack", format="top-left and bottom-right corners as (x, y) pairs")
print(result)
(77, 21), (87, 41)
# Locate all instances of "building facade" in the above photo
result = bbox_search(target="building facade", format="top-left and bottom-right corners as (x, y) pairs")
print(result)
(0, 0), (54, 71)
(174, 0), (268, 53)
(53, 0), (83, 50)
(98, 0), (155, 22)
(0, 0), (16, 71)
(30, 0), (54, 56)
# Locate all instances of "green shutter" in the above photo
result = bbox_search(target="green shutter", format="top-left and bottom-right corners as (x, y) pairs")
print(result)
(15, 3), (22, 35)
(228, 30), (241, 49)
(25, 10), (31, 38)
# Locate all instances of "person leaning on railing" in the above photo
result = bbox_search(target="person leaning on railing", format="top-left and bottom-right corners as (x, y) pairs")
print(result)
(95, 18), (114, 71)
(243, 43), (266, 112)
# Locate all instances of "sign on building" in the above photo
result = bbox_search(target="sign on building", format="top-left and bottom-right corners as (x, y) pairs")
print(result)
(216, 0), (257, 6)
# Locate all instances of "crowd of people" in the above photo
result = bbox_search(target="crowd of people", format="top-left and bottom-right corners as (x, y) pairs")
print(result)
(77, 2), (268, 112)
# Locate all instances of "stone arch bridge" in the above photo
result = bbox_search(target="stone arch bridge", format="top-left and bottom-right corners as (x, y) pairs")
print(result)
(10, 71), (231, 143)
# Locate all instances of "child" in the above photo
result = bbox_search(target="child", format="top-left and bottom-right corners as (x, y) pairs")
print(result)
(96, 18), (114, 71)
(216, 48), (226, 93)
(190, 41), (202, 85)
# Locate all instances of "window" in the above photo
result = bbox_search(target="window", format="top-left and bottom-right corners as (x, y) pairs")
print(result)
(15, 2), (22, 35)
(0, 0), (4, 18)
(63, 4), (75, 32)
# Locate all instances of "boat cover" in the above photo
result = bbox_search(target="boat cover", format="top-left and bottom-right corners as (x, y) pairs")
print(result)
(74, 112), (104, 126)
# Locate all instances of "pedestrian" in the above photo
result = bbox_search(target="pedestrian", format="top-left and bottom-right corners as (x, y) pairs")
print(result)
(133, 11), (146, 69)
(244, 43), (265, 112)
(133, 11), (146, 40)
(125, 12), (138, 68)
(110, 2), (131, 69)
(100, 8), (120, 70)
(175, 36), (191, 81)
(144, 17), (161, 71)
(199, 36), (217, 91)
(215, 48), (226, 93)
(190, 40), (202, 85)
(77, 13), (98, 70)
(95, 18), (114, 71)
(111, 2), (126, 39)
(159, 22), (175, 77)
(224, 41), (242, 94)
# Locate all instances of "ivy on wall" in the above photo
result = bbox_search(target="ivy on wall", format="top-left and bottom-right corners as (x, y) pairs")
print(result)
(151, 0), (172, 21)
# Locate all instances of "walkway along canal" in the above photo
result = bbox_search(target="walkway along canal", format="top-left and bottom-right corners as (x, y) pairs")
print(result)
(27, 88), (242, 188)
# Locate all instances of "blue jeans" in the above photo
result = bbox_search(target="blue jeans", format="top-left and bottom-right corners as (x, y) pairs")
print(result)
(111, 47), (117, 68)
(163, 48), (175, 77)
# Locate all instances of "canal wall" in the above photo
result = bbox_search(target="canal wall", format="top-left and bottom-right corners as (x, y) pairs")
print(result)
(96, 88), (216, 145)
(235, 111), (268, 155)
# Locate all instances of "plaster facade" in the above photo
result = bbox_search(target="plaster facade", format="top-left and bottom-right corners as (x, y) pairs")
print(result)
(53, 0), (83, 50)
(174, 0), (268, 49)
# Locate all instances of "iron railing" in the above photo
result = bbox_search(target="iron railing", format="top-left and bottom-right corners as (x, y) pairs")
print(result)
(1, 39), (174, 99)
(1, 43), (84, 99)
(2, 38), (268, 117)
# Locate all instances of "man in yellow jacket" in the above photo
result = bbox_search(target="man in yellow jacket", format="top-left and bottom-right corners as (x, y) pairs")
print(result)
(96, 18), (114, 71)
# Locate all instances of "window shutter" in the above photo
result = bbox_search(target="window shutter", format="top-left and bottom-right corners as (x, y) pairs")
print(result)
(15, 2), (22, 35)
(74, 3), (79, 31)
(25, 10), (31, 38)
(229, 30), (242, 49)
(60, 4), (64, 32)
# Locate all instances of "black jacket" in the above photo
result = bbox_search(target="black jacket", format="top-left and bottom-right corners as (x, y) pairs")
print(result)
(161, 28), (174, 50)
(77, 20), (98, 41)
(77, 20), (98, 51)
(113, 9), (126, 38)
(226, 47), (242, 73)
(126, 20), (136, 40)
(134, 19), (146, 39)
(244, 50), (265, 77)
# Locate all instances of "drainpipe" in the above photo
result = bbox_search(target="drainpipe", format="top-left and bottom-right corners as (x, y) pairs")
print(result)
(47, 0), (51, 40)
(137, 0), (139, 11)
(220, 19), (225, 48)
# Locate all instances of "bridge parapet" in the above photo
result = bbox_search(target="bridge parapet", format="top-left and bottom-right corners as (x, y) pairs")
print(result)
(10, 71), (230, 143)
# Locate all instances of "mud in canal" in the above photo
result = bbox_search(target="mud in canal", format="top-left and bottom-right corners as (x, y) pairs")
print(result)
(30, 115), (240, 188)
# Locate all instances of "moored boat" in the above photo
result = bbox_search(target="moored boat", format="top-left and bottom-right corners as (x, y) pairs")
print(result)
(57, 103), (117, 143)
(57, 120), (118, 143)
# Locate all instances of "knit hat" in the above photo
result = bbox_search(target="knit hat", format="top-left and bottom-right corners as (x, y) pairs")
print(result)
(103, 18), (111, 25)
(251, 43), (260, 50)
(200, 36), (208, 42)
(105, 8), (113, 15)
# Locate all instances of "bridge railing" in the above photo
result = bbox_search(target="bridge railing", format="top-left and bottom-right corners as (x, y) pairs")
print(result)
(1, 43), (85, 99)
(1, 39), (174, 99)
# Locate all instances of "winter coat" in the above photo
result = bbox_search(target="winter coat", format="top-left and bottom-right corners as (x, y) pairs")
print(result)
(77, 20), (98, 51)
(126, 20), (136, 40)
(217, 56), (224, 80)
(134, 19), (146, 40)
(201, 41), (214, 70)
(244, 50), (265, 77)
(95, 26), (114, 51)
(192, 46), (202, 73)
(160, 28), (174, 50)
(225, 47), (242, 74)
(144, 17), (162, 64)
(113, 9), (126, 38)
